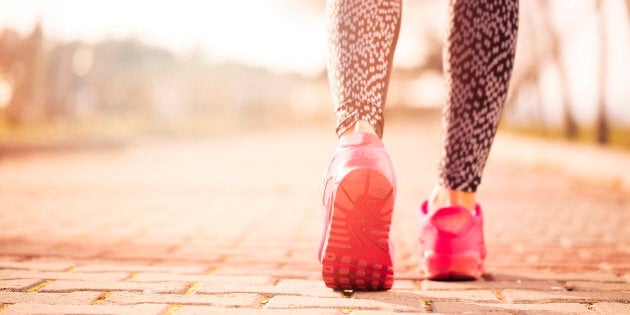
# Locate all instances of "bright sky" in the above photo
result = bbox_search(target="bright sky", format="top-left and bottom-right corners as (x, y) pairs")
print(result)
(0, 0), (329, 76)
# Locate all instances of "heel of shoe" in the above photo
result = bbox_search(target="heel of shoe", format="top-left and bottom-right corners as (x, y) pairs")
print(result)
(321, 167), (395, 290)
(430, 206), (473, 235)
(322, 254), (394, 290)
(421, 251), (483, 280)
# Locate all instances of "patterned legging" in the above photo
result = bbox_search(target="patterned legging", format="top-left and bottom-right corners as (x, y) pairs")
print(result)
(326, 0), (519, 192)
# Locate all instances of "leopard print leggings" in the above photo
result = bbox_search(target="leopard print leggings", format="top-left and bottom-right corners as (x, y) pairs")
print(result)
(326, 0), (519, 192)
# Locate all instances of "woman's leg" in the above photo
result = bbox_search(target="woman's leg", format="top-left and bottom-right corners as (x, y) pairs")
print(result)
(319, 0), (402, 291)
(431, 0), (519, 212)
(326, 0), (402, 139)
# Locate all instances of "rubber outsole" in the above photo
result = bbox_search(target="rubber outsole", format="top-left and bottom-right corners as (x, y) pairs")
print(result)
(421, 251), (483, 280)
(321, 167), (394, 291)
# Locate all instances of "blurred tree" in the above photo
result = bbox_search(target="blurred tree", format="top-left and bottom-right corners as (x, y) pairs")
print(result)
(0, 29), (20, 70)
(5, 21), (47, 125)
(91, 38), (176, 116)
(46, 43), (80, 119)
(507, 1), (585, 139)
(595, 0), (609, 144)
(545, 1), (579, 140)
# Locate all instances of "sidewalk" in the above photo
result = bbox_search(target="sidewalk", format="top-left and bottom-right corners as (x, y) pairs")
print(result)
(0, 117), (628, 314)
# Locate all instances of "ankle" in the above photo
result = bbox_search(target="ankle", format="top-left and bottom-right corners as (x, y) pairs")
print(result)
(428, 185), (476, 214)
(341, 120), (378, 137)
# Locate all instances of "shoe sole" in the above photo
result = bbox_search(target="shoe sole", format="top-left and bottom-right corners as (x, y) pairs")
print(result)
(321, 167), (394, 291)
(421, 251), (483, 280)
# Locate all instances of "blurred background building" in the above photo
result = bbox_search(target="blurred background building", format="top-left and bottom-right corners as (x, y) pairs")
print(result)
(0, 0), (628, 147)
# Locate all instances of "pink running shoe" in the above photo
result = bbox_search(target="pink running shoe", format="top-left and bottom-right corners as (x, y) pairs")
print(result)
(319, 132), (396, 291)
(418, 201), (486, 280)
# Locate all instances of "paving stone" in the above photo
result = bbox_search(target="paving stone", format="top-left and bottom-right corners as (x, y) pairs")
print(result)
(565, 281), (630, 291)
(0, 243), (56, 257)
(0, 261), (75, 272)
(129, 272), (273, 285)
(35, 243), (107, 259)
(391, 280), (417, 290)
(175, 306), (340, 315)
(223, 252), (292, 264)
(0, 241), (107, 259)
(502, 289), (629, 303)
(0, 291), (100, 304)
(75, 263), (209, 274)
(351, 310), (427, 315)
(212, 266), (317, 278)
(101, 246), (174, 261)
(40, 280), (187, 294)
(354, 289), (500, 303)
(431, 301), (589, 313)
(0, 256), (20, 262)
(0, 269), (129, 281)
(275, 279), (328, 288)
(419, 279), (563, 291)
(101, 291), (264, 307)
(0, 279), (41, 290)
(195, 283), (341, 298)
(490, 271), (622, 282)
(391, 270), (424, 281)
(263, 295), (422, 312)
(1, 303), (168, 314)
(592, 302), (630, 313)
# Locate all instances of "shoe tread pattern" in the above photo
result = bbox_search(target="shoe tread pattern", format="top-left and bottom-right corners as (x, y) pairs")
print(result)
(322, 168), (394, 291)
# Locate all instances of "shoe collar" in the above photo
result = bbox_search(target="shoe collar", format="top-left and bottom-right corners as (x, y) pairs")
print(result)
(421, 201), (480, 236)
(339, 132), (383, 147)
(421, 201), (482, 217)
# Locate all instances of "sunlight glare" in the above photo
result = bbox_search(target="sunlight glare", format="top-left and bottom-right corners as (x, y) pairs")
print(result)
(71, 47), (94, 77)
(0, 0), (327, 76)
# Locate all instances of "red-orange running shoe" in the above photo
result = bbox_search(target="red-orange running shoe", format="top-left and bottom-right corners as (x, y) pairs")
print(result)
(319, 132), (396, 291)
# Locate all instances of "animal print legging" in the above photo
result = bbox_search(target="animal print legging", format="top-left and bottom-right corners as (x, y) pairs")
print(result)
(326, 0), (519, 192)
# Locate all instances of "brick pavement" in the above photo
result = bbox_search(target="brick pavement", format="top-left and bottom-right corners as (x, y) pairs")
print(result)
(0, 117), (628, 314)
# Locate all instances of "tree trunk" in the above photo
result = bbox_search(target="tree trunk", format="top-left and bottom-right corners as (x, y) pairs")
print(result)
(596, 0), (609, 144)
(506, 1), (579, 139)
